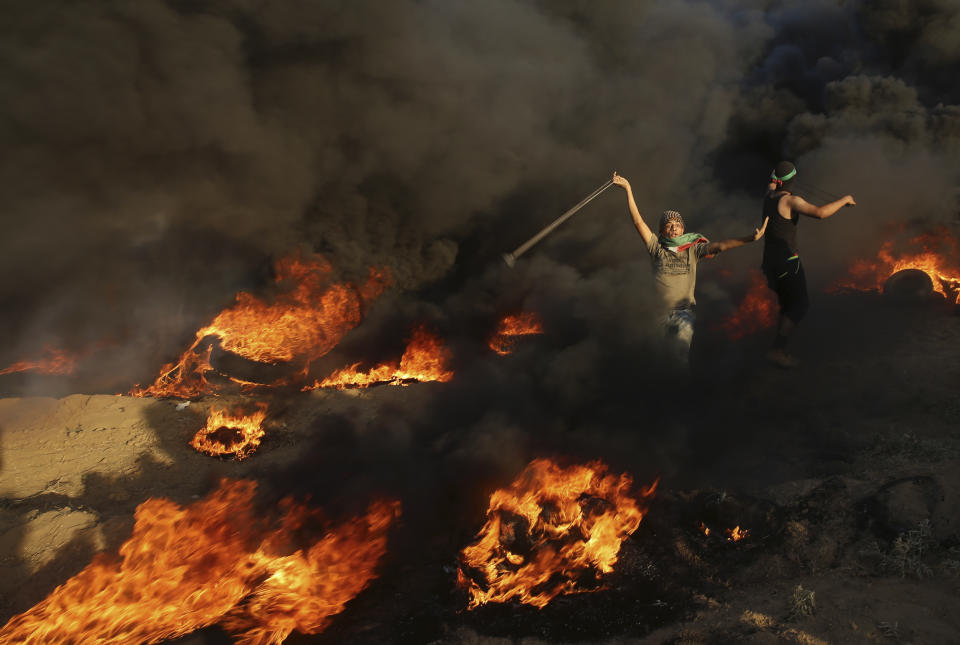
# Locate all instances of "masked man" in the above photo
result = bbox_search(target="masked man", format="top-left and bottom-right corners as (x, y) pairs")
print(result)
(613, 172), (767, 364)
(762, 161), (855, 368)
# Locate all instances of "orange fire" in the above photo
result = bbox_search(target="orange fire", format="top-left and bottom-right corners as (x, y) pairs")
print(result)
(132, 254), (390, 398)
(717, 271), (777, 339)
(698, 522), (711, 537)
(305, 326), (453, 390)
(0, 346), (79, 377)
(458, 458), (658, 610)
(488, 312), (544, 355)
(725, 526), (749, 542)
(190, 403), (268, 460)
(833, 230), (960, 303)
(0, 479), (400, 645)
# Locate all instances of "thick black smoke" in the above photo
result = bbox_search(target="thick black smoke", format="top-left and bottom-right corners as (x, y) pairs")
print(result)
(1, 1), (958, 444)
(0, 1), (954, 350)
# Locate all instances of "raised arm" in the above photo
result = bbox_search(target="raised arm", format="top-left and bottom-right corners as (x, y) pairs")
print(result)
(704, 216), (769, 255)
(611, 172), (655, 247)
(788, 194), (855, 219)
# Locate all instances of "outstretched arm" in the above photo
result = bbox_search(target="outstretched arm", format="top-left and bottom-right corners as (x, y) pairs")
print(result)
(788, 194), (855, 219)
(704, 217), (768, 255)
(612, 172), (655, 247)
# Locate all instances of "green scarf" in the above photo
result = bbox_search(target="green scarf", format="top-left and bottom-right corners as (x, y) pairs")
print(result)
(659, 233), (708, 253)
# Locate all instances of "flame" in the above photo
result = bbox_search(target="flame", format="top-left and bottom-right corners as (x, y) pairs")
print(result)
(698, 522), (710, 536)
(305, 326), (453, 390)
(725, 526), (749, 542)
(0, 480), (399, 645)
(458, 458), (658, 610)
(132, 254), (390, 398)
(833, 230), (960, 303)
(488, 312), (544, 355)
(717, 271), (777, 339)
(0, 346), (79, 377)
(190, 403), (268, 460)
(219, 498), (400, 644)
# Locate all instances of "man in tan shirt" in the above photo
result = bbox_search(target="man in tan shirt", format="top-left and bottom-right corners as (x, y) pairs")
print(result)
(612, 172), (768, 363)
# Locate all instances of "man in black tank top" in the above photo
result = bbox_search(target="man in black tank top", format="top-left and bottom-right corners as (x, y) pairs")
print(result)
(762, 161), (856, 368)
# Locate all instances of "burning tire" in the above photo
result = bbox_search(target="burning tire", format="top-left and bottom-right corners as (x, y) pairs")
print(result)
(209, 341), (304, 385)
(883, 268), (935, 300)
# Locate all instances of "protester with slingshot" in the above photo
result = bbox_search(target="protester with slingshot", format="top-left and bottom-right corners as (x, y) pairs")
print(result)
(762, 161), (856, 368)
(612, 172), (767, 365)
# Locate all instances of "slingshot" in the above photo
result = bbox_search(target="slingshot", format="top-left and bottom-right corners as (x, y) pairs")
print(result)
(502, 179), (614, 267)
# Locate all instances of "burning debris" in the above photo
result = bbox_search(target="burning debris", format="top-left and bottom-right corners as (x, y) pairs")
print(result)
(458, 459), (659, 610)
(717, 271), (777, 340)
(131, 254), (390, 399)
(680, 490), (779, 559)
(697, 521), (749, 542)
(488, 312), (545, 356)
(725, 526), (749, 542)
(190, 403), (269, 460)
(305, 326), (453, 390)
(833, 229), (960, 303)
(0, 346), (80, 377)
(0, 480), (400, 645)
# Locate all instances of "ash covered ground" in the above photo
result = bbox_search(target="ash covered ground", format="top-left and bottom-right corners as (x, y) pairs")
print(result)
(2, 288), (959, 644)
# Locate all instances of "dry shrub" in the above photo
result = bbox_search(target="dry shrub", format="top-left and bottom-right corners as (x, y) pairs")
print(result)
(787, 585), (815, 620)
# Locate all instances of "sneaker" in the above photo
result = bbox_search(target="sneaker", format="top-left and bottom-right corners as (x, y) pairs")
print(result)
(766, 349), (798, 369)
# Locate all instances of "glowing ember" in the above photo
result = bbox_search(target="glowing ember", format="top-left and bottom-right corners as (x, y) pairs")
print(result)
(458, 458), (658, 610)
(190, 403), (268, 460)
(306, 326), (453, 390)
(717, 271), (777, 340)
(0, 346), (79, 377)
(0, 480), (399, 645)
(725, 526), (749, 542)
(488, 312), (544, 355)
(833, 230), (960, 303)
(698, 522), (711, 536)
(132, 254), (390, 398)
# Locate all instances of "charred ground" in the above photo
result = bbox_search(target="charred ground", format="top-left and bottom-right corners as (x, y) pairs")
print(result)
(2, 288), (958, 644)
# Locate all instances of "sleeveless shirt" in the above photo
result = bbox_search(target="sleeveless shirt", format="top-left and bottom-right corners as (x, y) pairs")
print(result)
(762, 191), (799, 268)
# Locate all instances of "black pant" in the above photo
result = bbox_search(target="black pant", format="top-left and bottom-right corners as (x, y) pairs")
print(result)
(763, 256), (809, 323)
